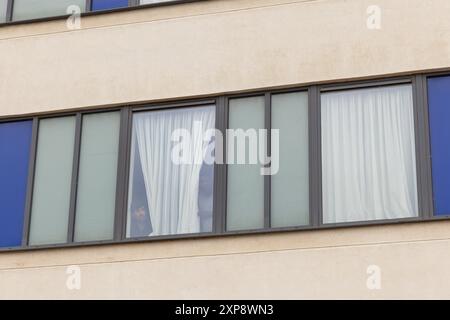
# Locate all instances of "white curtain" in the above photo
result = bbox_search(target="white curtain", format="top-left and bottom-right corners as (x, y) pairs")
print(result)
(132, 106), (215, 236)
(321, 85), (418, 223)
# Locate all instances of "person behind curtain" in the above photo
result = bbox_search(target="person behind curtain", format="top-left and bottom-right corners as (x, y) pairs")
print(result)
(130, 146), (153, 238)
(130, 205), (152, 238)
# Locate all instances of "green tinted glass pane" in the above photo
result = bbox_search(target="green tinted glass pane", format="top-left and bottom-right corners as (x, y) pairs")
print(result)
(0, 0), (7, 23)
(74, 112), (120, 242)
(271, 92), (309, 228)
(29, 117), (76, 245)
(227, 96), (265, 231)
(12, 0), (86, 21)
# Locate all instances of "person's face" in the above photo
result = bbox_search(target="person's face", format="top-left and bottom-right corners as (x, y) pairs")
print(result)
(134, 207), (146, 220)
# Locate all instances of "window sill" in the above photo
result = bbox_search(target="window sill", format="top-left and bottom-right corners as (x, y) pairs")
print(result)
(1, 215), (449, 254)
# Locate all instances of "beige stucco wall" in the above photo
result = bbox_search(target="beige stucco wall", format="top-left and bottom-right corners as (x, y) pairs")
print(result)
(0, 0), (450, 116)
(1, 220), (450, 299)
(1, 0), (450, 299)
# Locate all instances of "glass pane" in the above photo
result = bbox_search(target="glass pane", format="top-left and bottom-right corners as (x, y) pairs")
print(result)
(0, 121), (32, 248)
(428, 76), (450, 216)
(12, 0), (86, 21)
(271, 92), (309, 228)
(74, 112), (120, 242)
(126, 106), (216, 238)
(227, 96), (265, 231)
(0, 0), (7, 23)
(321, 85), (418, 224)
(29, 117), (76, 245)
(92, 0), (129, 11)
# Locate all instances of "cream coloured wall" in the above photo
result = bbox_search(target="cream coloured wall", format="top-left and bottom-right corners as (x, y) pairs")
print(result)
(0, 0), (449, 117)
(1, 0), (450, 299)
(1, 220), (450, 299)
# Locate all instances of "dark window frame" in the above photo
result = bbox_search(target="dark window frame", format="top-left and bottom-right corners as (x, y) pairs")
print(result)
(223, 88), (312, 233)
(21, 108), (123, 249)
(420, 72), (450, 220)
(318, 77), (430, 226)
(0, 71), (447, 253)
(120, 99), (220, 241)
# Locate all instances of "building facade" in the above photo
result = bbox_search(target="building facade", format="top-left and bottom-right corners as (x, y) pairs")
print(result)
(1, 0), (450, 299)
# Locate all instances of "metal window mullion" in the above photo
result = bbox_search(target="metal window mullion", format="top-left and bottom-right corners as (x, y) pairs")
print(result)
(6, 0), (14, 22)
(309, 86), (322, 227)
(21, 117), (39, 247)
(85, 0), (92, 12)
(114, 108), (131, 241)
(421, 74), (434, 219)
(121, 107), (134, 239)
(213, 96), (227, 234)
(222, 97), (229, 233)
(67, 113), (82, 243)
(130, 0), (140, 7)
(413, 75), (434, 219)
(264, 93), (271, 229)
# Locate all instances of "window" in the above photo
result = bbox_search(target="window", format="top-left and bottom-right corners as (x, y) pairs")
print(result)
(0, 0), (7, 23)
(271, 92), (309, 227)
(74, 112), (121, 242)
(0, 121), (32, 248)
(126, 105), (216, 238)
(321, 84), (418, 224)
(226, 96), (265, 231)
(427, 76), (450, 216)
(0, 76), (446, 252)
(12, 0), (86, 21)
(91, 0), (129, 11)
(226, 93), (310, 231)
(29, 117), (76, 246)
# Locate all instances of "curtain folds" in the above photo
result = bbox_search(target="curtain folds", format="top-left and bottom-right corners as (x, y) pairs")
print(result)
(321, 85), (418, 223)
(132, 106), (215, 236)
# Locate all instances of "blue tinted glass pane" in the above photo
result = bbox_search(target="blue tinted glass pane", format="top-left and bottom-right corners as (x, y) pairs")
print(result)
(92, 0), (129, 11)
(0, 121), (32, 248)
(428, 76), (450, 216)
